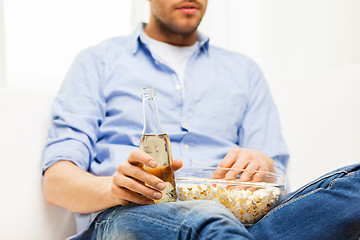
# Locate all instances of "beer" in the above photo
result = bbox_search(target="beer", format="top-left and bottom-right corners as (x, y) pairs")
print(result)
(140, 88), (177, 203)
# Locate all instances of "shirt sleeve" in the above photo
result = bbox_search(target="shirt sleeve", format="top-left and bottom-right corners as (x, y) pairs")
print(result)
(238, 60), (289, 176)
(41, 47), (106, 174)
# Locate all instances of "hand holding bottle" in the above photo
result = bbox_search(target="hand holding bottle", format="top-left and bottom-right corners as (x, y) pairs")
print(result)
(139, 87), (178, 203)
(110, 150), (182, 206)
(110, 87), (180, 206)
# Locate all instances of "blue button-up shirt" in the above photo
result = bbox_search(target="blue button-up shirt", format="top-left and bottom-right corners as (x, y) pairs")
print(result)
(42, 23), (289, 236)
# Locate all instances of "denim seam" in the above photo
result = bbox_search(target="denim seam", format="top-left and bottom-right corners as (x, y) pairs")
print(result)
(95, 205), (128, 225)
(283, 169), (350, 204)
(327, 170), (358, 189)
(255, 166), (359, 227)
(179, 212), (202, 240)
(179, 222), (202, 240)
(327, 178), (338, 189)
(179, 201), (227, 240)
(95, 220), (108, 228)
(116, 212), (180, 232)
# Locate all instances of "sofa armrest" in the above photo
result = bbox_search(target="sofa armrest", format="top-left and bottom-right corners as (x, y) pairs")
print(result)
(0, 88), (76, 239)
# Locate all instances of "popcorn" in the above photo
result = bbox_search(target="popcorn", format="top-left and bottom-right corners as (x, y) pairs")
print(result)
(176, 179), (282, 225)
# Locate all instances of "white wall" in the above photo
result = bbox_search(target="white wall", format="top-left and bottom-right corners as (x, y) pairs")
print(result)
(200, 0), (360, 79)
(199, 0), (360, 190)
(3, 0), (133, 91)
(277, 64), (360, 190)
(258, 0), (360, 190)
(0, 0), (5, 87)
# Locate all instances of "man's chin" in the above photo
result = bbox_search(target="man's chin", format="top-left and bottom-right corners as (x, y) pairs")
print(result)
(156, 18), (202, 37)
(174, 28), (197, 36)
(171, 22), (201, 35)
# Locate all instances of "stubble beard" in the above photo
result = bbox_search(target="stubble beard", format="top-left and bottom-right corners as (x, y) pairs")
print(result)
(155, 16), (202, 38)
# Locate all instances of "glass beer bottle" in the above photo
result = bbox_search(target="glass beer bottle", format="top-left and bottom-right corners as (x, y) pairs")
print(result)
(140, 87), (177, 203)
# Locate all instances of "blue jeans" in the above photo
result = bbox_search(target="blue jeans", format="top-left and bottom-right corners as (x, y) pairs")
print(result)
(81, 164), (360, 240)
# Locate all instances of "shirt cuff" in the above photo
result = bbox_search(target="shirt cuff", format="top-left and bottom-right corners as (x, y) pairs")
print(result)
(41, 139), (91, 175)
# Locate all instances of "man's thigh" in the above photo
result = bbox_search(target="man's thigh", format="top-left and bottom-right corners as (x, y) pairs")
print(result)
(89, 200), (250, 240)
(248, 164), (360, 240)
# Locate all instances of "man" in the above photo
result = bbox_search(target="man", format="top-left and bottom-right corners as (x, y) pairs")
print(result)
(42, 0), (360, 239)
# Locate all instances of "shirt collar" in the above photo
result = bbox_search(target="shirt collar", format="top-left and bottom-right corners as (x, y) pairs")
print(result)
(131, 22), (210, 55)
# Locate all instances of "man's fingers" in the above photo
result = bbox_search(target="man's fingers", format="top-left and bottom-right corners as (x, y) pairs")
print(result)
(118, 162), (165, 191)
(173, 159), (183, 171)
(251, 171), (268, 183)
(128, 150), (157, 168)
(212, 150), (238, 179)
(239, 161), (262, 182)
(113, 173), (163, 201)
(223, 156), (250, 180)
(111, 184), (154, 205)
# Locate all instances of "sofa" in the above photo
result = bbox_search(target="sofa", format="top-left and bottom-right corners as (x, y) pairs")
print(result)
(0, 89), (76, 239)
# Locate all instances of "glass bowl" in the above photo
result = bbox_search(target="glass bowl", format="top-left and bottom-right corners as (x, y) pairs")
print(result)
(175, 166), (286, 226)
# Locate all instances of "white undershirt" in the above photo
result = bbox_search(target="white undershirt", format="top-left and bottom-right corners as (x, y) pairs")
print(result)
(142, 33), (199, 97)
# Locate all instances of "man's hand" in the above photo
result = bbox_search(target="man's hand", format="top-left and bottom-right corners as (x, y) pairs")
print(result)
(212, 148), (275, 182)
(43, 153), (182, 213)
(110, 150), (183, 206)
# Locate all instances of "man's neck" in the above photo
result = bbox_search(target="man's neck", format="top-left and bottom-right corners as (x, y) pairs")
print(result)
(144, 22), (198, 46)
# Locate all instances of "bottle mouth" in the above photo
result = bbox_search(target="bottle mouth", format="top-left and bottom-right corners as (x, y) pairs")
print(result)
(142, 87), (155, 99)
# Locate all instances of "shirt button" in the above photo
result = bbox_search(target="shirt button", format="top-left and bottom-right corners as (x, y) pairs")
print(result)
(183, 121), (188, 128)
(184, 144), (190, 150)
(175, 84), (181, 90)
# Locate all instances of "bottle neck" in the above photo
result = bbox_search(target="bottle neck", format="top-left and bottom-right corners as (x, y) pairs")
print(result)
(142, 93), (164, 135)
